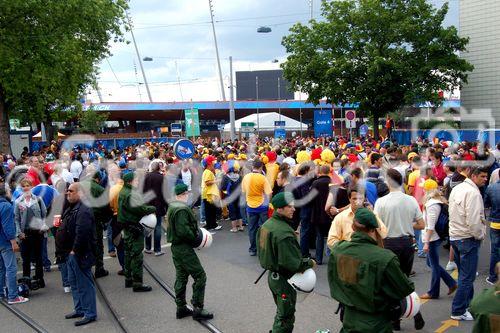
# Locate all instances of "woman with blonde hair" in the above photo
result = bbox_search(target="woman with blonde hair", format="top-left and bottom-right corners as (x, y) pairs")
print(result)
(420, 179), (457, 299)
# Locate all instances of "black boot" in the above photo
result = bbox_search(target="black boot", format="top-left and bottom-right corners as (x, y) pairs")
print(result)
(176, 307), (193, 319)
(133, 284), (152, 292)
(192, 307), (214, 320)
(94, 269), (109, 279)
(414, 312), (425, 330)
(125, 280), (133, 288)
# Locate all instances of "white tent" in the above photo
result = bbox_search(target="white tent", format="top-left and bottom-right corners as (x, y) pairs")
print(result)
(223, 112), (307, 132)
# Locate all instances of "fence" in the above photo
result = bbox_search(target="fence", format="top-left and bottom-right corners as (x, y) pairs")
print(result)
(31, 137), (180, 152)
(392, 129), (500, 146)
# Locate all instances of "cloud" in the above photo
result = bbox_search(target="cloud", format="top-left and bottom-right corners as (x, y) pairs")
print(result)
(90, 0), (458, 103)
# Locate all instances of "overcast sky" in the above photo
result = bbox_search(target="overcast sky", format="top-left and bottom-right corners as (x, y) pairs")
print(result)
(89, 0), (459, 104)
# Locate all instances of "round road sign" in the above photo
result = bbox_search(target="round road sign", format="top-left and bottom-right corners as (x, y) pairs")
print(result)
(173, 139), (195, 160)
(345, 110), (356, 121)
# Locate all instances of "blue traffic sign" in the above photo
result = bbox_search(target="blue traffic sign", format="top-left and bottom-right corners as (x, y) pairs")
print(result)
(274, 128), (286, 139)
(360, 124), (369, 136)
(173, 139), (195, 160)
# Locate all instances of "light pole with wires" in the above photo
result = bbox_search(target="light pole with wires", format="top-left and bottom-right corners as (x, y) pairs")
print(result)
(208, 0), (226, 101)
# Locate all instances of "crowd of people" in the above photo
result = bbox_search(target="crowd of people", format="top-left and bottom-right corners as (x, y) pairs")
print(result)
(0, 134), (499, 331)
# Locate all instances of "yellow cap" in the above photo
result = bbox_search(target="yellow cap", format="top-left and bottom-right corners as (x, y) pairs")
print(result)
(423, 179), (438, 191)
(408, 152), (418, 160)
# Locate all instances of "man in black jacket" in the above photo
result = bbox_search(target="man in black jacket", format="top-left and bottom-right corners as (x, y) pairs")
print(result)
(310, 165), (332, 264)
(143, 161), (168, 256)
(56, 183), (97, 327)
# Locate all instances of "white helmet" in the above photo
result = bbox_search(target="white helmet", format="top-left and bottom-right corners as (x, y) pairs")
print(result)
(400, 292), (421, 319)
(139, 214), (157, 237)
(193, 228), (213, 250)
(287, 268), (316, 303)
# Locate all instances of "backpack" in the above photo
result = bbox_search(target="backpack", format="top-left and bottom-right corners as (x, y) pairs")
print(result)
(434, 203), (449, 240)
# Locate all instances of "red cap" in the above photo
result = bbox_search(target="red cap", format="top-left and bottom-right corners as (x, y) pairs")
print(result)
(266, 151), (277, 162)
(205, 155), (216, 166)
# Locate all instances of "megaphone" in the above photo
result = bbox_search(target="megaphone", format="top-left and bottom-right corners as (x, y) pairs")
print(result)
(287, 268), (316, 302)
(139, 214), (157, 237)
(192, 228), (213, 250)
(400, 292), (421, 319)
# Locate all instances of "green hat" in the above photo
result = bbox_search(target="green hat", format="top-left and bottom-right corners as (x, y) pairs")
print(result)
(354, 208), (379, 229)
(174, 183), (188, 196)
(271, 192), (294, 209)
(122, 171), (135, 183)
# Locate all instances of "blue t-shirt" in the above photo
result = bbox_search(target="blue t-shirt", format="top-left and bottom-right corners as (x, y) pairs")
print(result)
(363, 180), (378, 206)
(32, 184), (59, 208)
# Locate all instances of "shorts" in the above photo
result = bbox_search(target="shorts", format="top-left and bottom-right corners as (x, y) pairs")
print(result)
(228, 201), (242, 221)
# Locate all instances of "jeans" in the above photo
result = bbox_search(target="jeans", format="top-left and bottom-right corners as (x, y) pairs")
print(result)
(59, 262), (70, 288)
(426, 240), (456, 298)
(240, 205), (248, 226)
(145, 215), (163, 253)
(488, 228), (500, 283)
(67, 254), (97, 319)
(414, 229), (424, 256)
(42, 236), (51, 268)
(247, 210), (268, 253)
(0, 245), (18, 301)
(107, 223), (115, 253)
(314, 225), (330, 264)
(450, 238), (480, 316)
(299, 217), (312, 257)
(200, 199), (206, 222)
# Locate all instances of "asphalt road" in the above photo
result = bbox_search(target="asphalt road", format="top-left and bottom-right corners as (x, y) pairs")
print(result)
(7, 219), (493, 333)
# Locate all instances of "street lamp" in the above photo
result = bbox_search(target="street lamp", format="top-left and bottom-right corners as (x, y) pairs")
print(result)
(257, 26), (272, 33)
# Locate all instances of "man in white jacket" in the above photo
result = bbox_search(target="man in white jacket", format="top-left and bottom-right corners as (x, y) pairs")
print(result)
(448, 166), (488, 321)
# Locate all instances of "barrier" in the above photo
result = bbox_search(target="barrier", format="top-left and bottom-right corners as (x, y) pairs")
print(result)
(393, 129), (500, 146)
(30, 137), (180, 152)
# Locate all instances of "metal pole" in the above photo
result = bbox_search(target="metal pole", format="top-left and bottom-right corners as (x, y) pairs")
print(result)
(229, 56), (236, 141)
(208, 0), (226, 101)
(309, 0), (313, 21)
(94, 81), (104, 103)
(256, 76), (260, 137)
(175, 61), (184, 101)
(126, 11), (153, 102)
(340, 106), (344, 137)
(278, 77), (281, 122)
(299, 92), (303, 137)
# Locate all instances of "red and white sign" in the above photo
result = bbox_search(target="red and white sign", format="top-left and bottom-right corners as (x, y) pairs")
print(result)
(345, 110), (356, 128)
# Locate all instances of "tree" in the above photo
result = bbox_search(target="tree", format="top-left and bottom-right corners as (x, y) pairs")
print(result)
(0, 0), (128, 153)
(281, 0), (473, 139)
(77, 107), (109, 134)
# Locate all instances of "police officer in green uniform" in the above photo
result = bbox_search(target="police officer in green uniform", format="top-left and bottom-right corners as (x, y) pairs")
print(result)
(81, 172), (112, 278)
(118, 172), (156, 292)
(166, 183), (214, 321)
(328, 208), (418, 332)
(470, 263), (500, 333)
(257, 192), (315, 333)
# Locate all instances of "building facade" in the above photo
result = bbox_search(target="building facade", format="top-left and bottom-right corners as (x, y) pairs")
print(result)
(459, 0), (500, 129)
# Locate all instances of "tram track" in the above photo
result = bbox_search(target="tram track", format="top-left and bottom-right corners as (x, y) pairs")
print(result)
(0, 299), (50, 333)
(143, 261), (223, 333)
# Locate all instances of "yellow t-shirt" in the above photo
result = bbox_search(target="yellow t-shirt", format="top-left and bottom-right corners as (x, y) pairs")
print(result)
(265, 163), (280, 189)
(242, 172), (273, 208)
(202, 169), (219, 202)
(408, 169), (420, 187)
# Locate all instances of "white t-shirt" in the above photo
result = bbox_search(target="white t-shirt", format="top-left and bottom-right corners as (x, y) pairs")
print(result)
(70, 161), (83, 180)
(374, 190), (423, 238)
(181, 169), (192, 191)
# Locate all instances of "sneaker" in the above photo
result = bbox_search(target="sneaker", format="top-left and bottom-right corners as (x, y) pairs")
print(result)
(238, 227), (244, 232)
(108, 251), (117, 258)
(154, 251), (165, 257)
(64, 287), (71, 293)
(486, 277), (496, 286)
(249, 251), (257, 257)
(446, 261), (457, 271)
(44, 266), (51, 272)
(230, 228), (238, 233)
(417, 253), (427, 258)
(144, 249), (153, 254)
(450, 311), (473, 321)
(8, 296), (29, 304)
(214, 225), (222, 231)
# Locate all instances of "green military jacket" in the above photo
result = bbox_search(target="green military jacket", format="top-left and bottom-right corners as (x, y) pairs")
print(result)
(166, 201), (198, 246)
(470, 285), (500, 333)
(328, 231), (414, 314)
(80, 179), (111, 225)
(257, 212), (314, 278)
(117, 183), (156, 224)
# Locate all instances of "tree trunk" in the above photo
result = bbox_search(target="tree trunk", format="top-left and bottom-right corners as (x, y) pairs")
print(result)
(372, 115), (379, 140)
(0, 87), (12, 155)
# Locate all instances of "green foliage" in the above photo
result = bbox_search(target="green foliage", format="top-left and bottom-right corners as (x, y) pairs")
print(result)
(78, 107), (109, 134)
(281, 0), (473, 136)
(417, 119), (459, 130)
(0, 0), (128, 124)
